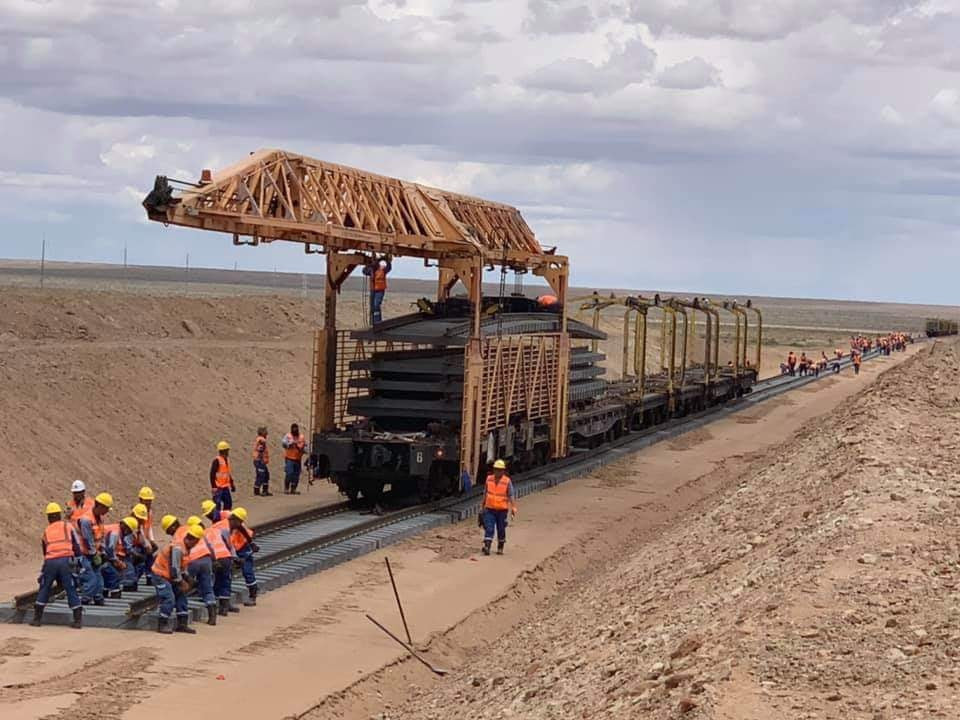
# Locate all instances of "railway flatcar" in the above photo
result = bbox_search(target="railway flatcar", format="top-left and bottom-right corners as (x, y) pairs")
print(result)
(142, 149), (762, 505)
(925, 318), (958, 337)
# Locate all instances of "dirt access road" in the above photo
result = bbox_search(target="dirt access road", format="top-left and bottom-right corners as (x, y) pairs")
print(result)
(0, 339), (922, 719)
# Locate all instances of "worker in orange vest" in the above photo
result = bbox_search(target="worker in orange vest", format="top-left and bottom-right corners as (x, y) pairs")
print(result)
(481, 459), (517, 556)
(852, 349), (862, 375)
(31, 502), (83, 628)
(195, 504), (239, 616)
(66, 479), (93, 524)
(210, 440), (236, 513)
(184, 516), (219, 625)
(363, 254), (392, 324)
(151, 524), (203, 634)
(252, 426), (272, 496)
(100, 517), (138, 599)
(75, 492), (113, 605)
(282, 424), (307, 495)
(229, 507), (260, 606)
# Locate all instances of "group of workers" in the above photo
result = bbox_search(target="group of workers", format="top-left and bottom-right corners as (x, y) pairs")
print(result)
(215, 423), (309, 505)
(782, 332), (913, 378)
(32, 437), (280, 632)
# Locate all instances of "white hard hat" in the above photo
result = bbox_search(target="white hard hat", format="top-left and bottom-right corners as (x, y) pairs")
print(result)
(378, 259), (387, 267)
(71, 480), (86, 492)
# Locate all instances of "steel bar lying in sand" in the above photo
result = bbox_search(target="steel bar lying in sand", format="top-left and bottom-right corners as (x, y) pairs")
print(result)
(366, 613), (448, 676)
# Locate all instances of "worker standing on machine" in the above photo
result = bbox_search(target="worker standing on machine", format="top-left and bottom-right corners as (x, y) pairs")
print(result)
(210, 440), (236, 512)
(282, 424), (306, 495)
(252, 426), (272, 497)
(75, 492), (113, 606)
(481, 460), (517, 556)
(30, 503), (83, 629)
(229, 507), (260, 606)
(150, 525), (202, 634)
(362, 254), (392, 325)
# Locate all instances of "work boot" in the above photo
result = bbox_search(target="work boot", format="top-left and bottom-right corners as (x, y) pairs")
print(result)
(71, 607), (82, 629)
(206, 604), (217, 626)
(93, 597), (105, 606)
(283, 482), (290, 494)
(497, 542), (505, 555)
(482, 540), (491, 556)
(29, 604), (43, 627)
(108, 589), (122, 599)
(243, 586), (258, 607)
(228, 598), (241, 613)
(175, 615), (197, 634)
(253, 487), (261, 496)
(218, 599), (230, 616)
(262, 485), (273, 497)
(157, 616), (173, 634)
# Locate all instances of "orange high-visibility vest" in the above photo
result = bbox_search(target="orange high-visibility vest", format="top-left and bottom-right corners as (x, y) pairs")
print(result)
(151, 544), (184, 582)
(172, 525), (188, 550)
(283, 434), (305, 462)
(187, 536), (213, 562)
(484, 474), (513, 511)
(67, 496), (94, 523)
(203, 525), (232, 560)
(252, 435), (269, 464)
(231, 524), (255, 552)
(214, 456), (233, 489)
(103, 524), (126, 558)
(75, 508), (105, 554)
(43, 521), (75, 560)
(372, 268), (387, 292)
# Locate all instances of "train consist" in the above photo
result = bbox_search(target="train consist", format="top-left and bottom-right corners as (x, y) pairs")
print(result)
(142, 149), (762, 504)
(925, 318), (958, 337)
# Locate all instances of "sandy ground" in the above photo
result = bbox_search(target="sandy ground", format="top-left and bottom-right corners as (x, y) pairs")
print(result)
(0, 337), (922, 719)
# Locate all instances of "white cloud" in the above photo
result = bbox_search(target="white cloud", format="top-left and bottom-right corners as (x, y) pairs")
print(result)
(657, 56), (721, 89)
(522, 37), (657, 94)
(930, 88), (960, 125)
(880, 104), (904, 125)
(523, 0), (596, 35)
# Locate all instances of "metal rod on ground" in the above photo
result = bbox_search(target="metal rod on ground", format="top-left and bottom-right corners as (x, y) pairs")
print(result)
(385, 557), (412, 645)
(366, 614), (447, 676)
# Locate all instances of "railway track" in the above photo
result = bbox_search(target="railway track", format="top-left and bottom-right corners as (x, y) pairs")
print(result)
(1, 348), (889, 628)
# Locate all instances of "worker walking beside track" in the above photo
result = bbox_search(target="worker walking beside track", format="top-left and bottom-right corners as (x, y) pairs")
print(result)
(31, 503), (83, 629)
(210, 440), (236, 512)
(252, 427), (272, 497)
(151, 523), (202, 634)
(481, 460), (517, 556)
(282, 424), (307, 495)
(229, 507), (260, 606)
(75, 492), (113, 605)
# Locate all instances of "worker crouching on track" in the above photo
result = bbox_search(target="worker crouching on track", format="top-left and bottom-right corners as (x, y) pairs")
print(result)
(282, 423), (306, 494)
(31, 503), (83, 629)
(210, 440), (236, 513)
(100, 517), (138, 598)
(197, 503), (239, 616)
(151, 523), (202, 634)
(183, 516), (219, 625)
(131, 503), (158, 585)
(229, 507), (260, 606)
(253, 426), (272, 496)
(481, 460), (517, 556)
(75, 492), (113, 606)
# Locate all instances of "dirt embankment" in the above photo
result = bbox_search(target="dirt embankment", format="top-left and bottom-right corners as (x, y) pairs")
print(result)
(0, 288), (332, 564)
(383, 339), (960, 719)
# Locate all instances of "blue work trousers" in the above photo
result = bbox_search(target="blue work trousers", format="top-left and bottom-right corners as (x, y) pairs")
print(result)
(37, 557), (82, 609)
(100, 562), (120, 592)
(188, 555), (216, 606)
(151, 575), (189, 619)
(284, 459), (301, 491)
(213, 487), (233, 513)
(370, 290), (385, 324)
(237, 546), (257, 589)
(122, 557), (144, 590)
(482, 509), (508, 544)
(253, 461), (270, 490)
(79, 555), (104, 603)
(213, 558), (233, 600)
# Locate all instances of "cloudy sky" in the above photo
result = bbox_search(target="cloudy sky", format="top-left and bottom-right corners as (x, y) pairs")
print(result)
(2, 0), (959, 303)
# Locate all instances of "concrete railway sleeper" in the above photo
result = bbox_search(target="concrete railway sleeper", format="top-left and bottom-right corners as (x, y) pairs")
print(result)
(1, 347), (885, 629)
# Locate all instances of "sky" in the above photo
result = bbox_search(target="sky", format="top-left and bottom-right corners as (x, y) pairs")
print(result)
(1, 0), (959, 303)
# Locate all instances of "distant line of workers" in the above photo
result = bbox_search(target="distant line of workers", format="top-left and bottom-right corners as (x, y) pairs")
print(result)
(782, 332), (912, 378)
(32, 441), (277, 632)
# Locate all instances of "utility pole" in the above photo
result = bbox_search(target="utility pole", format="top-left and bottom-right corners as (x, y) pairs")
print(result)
(39, 234), (46, 289)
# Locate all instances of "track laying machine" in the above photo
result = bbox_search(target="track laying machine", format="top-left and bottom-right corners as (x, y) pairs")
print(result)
(143, 149), (761, 503)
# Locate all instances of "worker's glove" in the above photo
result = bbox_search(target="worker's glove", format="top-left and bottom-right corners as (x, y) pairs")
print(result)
(249, 542), (260, 554)
(231, 484), (237, 493)
(476, 512), (484, 528)
(91, 553), (103, 569)
(177, 579), (191, 593)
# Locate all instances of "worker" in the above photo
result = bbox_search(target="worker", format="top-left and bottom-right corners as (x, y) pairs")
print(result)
(75, 492), (113, 605)
(786, 351), (797, 376)
(282, 423), (307, 495)
(210, 440), (236, 513)
(131, 502), (158, 583)
(481, 460), (517, 556)
(100, 517), (138, 598)
(161, 514), (187, 547)
(66, 479), (94, 523)
(31, 503), (83, 629)
(150, 525), (202, 634)
(120, 514), (148, 592)
(194, 512), (237, 616)
(853, 349), (862, 375)
(229, 507), (260, 606)
(363, 254), (392, 324)
(137, 486), (157, 545)
(183, 516), (219, 625)
(252, 426), (271, 496)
